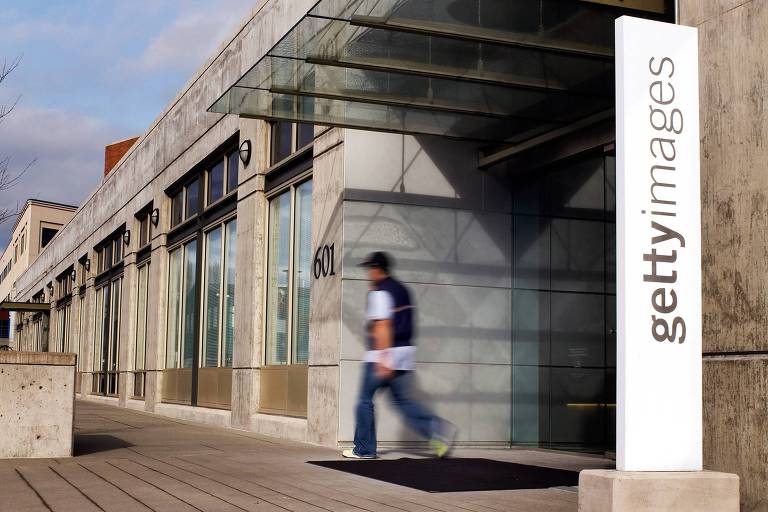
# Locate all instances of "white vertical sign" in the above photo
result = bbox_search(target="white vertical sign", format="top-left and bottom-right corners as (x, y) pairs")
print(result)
(616, 16), (702, 472)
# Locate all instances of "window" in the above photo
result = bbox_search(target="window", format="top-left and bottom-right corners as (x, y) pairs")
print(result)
(166, 239), (197, 368)
(227, 150), (239, 194)
(164, 142), (238, 409)
(97, 231), (125, 274)
(266, 179), (312, 365)
(171, 191), (183, 227)
(41, 227), (58, 248)
(207, 161), (225, 205)
(55, 302), (71, 353)
(138, 211), (153, 248)
(78, 257), (88, 287)
(57, 269), (73, 300)
(271, 122), (314, 164)
(134, 262), (149, 398)
(170, 144), (239, 229)
(77, 293), (86, 372)
(202, 219), (237, 367)
(185, 178), (200, 219)
(92, 277), (122, 396)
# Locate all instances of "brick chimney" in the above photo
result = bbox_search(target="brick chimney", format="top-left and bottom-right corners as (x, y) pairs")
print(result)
(104, 137), (139, 176)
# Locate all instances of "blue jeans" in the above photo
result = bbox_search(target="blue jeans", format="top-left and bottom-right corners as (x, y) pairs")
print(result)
(353, 362), (439, 457)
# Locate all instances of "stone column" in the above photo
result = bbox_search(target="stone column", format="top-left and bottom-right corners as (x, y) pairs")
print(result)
(230, 118), (269, 429)
(307, 127), (344, 447)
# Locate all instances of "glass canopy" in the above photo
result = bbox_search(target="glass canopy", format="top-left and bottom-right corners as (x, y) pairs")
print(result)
(210, 0), (674, 142)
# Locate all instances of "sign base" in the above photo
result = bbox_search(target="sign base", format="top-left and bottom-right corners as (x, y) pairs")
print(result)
(578, 470), (739, 511)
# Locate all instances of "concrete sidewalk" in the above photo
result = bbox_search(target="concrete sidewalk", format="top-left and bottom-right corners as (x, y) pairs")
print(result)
(0, 400), (612, 512)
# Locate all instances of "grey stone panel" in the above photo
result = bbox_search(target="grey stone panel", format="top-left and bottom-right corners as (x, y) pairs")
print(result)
(338, 360), (511, 444)
(341, 279), (511, 365)
(343, 201), (512, 288)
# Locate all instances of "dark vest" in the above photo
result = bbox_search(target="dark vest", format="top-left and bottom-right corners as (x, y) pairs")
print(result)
(367, 276), (414, 349)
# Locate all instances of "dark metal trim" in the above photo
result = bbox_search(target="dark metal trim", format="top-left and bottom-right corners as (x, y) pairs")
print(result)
(165, 133), (240, 196)
(136, 245), (152, 264)
(94, 261), (124, 288)
(167, 194), (237, 248)
(265, 147), (313, 193)
(94, 224), (126, 251)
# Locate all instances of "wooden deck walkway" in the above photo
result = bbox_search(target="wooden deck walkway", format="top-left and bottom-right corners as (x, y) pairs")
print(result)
(0, 400), (612, 512)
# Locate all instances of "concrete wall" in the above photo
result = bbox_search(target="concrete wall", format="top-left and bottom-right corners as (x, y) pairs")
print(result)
(680, 1), (768, 510)
(339, 130), (512, 445)
(0, 352), (75, 458)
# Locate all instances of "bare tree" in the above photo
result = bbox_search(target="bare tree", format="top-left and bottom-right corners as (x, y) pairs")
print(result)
(0, 56), (34, 225)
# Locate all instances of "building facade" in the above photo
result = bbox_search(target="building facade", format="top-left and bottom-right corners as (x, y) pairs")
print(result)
(10, 0), (767, 509)
(0, 199), (77, 347)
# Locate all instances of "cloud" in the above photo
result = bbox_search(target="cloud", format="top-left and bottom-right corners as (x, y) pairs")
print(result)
(4, 20), (80, 42)
(0, 105), (122, 246)
(136, 0), (254, 74)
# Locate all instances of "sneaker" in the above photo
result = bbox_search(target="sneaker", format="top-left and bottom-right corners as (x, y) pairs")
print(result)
(430, 438), (450, 458)
(342, 448), (377, 459)
(431, 421), (458, 458)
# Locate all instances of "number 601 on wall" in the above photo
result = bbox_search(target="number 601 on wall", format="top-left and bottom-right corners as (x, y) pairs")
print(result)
(313, 244), (336, 279)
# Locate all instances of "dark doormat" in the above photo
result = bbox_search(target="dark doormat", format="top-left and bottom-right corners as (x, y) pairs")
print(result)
(307, 458), (579, 492)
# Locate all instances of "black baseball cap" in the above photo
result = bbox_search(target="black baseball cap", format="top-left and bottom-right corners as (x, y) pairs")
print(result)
(358, 251), (391, 272)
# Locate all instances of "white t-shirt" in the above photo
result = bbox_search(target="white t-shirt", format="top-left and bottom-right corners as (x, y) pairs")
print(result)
(364, 290), (415, 371)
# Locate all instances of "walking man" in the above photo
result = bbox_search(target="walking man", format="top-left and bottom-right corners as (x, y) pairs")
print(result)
(343, 252), (455, 459)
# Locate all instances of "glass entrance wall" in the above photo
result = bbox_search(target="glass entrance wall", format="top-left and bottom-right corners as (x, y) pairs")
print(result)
(512, 148), (616, 452)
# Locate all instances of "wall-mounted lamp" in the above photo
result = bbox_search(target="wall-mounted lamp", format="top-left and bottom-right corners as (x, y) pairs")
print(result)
(70, 269), (76, 282)
(84, 259), (91, 272)
(123, 230), (131, 247)
(150, 208), (160, 227)
(239, 139), (252, 166)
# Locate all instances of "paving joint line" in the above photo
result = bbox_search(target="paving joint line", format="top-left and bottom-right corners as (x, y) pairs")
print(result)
(14, 468), (53, 512)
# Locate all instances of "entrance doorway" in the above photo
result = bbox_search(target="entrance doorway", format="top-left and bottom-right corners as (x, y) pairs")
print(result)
(511, 146), (617, 454)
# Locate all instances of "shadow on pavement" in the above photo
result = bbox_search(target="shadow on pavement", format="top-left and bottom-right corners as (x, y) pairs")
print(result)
(74, 434), (134, 456)
(308, 458), (579, 492)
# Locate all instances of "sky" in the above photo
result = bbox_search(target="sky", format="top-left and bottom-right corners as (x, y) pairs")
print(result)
(0, 0), (256, 247)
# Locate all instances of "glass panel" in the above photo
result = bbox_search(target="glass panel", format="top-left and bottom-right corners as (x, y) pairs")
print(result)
(513, 215), (550, 290)
(135, 264), (148, 372)
(78, 297), (85, 371)
(181, 240), (198, 368)
(227, 150), (239, 193)
(167, 248), (182, 368)
(266, 191), (291, 365)
(512, 365), (550, 444)
(203, 227), (222, 368)
(550, 219), (604, 293)
(99, 285), (110, 375)
(185, 179), (200, 219)
(550, 367), (606, 447)
(219, 88), (556, 143)
(292, 181), (312, 364)
(103, 243), (113, 272)
(272, 121), (293, 164)
(139, 216), (149, 247)
(550, 292), (604, 368)
(223, 219), (237, 367)
(208, 160), (225, 205)
(109, 279), (121, 372)
(297, 123), (314, 149)
(171, 191), (184, 227)
(512, 289), (550, 366)
(113, 237), (123, 263)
